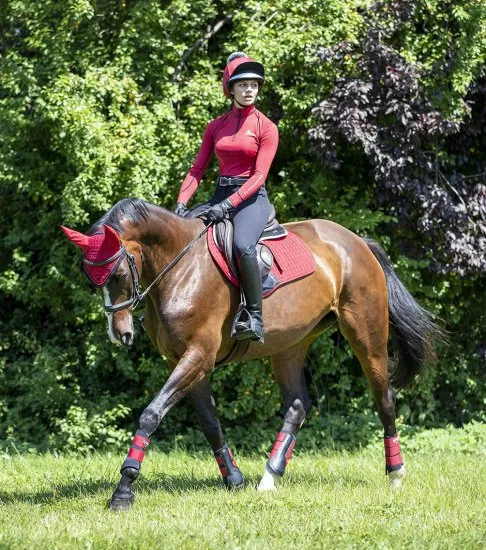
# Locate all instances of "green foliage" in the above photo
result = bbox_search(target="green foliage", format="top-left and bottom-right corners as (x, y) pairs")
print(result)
(400, 0), (486, 117)
(53, 404), (132, 452)
(0, 0), (484, 451)
(399, 420), (486, 455)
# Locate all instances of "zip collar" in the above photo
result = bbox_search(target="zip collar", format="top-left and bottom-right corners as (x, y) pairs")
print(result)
(231, 104), (255, 117)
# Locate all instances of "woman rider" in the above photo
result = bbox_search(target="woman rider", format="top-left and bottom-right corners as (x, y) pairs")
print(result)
(174, 52), (279, 344)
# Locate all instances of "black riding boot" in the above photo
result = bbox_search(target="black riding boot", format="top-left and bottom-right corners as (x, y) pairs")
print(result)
(232, 245), (264, 343)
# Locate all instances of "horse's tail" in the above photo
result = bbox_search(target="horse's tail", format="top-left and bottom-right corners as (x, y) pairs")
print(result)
(363, 238), (443, 389)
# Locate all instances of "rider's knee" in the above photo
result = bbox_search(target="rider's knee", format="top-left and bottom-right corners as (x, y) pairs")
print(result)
(234, 242), (255, 258)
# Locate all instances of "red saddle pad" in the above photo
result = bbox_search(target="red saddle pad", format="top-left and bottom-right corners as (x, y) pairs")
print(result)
(207, 227), (316, 298)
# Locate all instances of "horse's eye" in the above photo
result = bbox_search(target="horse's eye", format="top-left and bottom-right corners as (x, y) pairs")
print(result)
(113, 272), (128, 283)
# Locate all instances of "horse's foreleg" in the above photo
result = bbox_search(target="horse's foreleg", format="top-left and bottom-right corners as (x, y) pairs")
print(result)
(258, 346), (310, 491)
(109, 347), (209, 511)
(190, 376), (244, 490)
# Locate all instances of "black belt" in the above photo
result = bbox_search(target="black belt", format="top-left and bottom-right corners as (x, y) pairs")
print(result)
(218, 176), (249, 187)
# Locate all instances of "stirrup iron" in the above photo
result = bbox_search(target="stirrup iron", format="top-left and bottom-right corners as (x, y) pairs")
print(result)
(231, 303), (264, 343)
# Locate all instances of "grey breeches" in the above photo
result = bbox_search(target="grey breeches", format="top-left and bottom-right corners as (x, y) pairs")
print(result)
(211, 184), (272, 256)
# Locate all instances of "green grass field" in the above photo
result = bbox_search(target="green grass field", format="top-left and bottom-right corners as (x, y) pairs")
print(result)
(1, 427), (485, 549)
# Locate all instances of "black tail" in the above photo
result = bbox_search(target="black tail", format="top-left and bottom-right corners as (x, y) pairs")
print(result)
(363, 238), (443, 389)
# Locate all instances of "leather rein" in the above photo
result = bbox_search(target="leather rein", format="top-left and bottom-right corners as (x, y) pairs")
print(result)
(86, 223), (212, 314)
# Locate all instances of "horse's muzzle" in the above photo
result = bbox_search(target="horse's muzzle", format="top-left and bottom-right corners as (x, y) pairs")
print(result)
(120, 332), (134, 346)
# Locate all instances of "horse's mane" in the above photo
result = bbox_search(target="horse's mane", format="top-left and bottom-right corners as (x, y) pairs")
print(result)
(87, 198), (165, 235)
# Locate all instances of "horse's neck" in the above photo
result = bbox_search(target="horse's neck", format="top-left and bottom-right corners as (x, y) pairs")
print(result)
(135, 209), (200, 285)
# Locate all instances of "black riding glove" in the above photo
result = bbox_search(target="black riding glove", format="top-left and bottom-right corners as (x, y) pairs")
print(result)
(206, 199), (234, 223)
(174, 202), (189, 217)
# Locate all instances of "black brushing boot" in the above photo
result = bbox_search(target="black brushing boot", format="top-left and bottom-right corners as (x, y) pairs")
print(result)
(232, 245), (264, 343)
(213, 443), (245, 489)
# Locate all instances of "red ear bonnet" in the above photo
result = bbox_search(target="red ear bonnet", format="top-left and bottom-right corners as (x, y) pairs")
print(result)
(60, 224), (122, 287)
(60, 226), (90, 252)
(101, 225), (121, 257)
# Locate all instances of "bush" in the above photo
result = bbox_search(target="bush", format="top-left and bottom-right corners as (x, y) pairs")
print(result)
(0, 0), (484, 451)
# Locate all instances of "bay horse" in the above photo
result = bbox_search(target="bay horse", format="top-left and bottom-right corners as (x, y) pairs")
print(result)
(61, 198), (440, 511)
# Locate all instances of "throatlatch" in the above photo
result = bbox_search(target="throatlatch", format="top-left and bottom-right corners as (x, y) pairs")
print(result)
(384, 434), (403, 473)
(121, 430), (151, 472)
(213, 443), (244, 489)
(266, 431), (296, 476)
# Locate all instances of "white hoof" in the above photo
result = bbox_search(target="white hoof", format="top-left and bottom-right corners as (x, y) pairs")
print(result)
(257, 468), (278, 491)
(389, 466), (407, 489)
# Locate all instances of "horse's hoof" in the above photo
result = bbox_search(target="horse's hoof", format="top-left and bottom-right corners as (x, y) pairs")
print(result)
(388, 465), (407, 490)
(108, 493), (135, 511)
(224, 473), (245, 491)
(227, 481), (245, 491)
(257, 468), (278, 492)
(257, 483), (277, 492)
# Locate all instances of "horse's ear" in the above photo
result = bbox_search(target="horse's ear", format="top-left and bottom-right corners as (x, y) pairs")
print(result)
(60, 225), (90, 252)
(103, 224), (120, 249)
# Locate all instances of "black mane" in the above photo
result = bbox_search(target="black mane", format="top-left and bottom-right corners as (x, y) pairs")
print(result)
(87, 198), (153, 235)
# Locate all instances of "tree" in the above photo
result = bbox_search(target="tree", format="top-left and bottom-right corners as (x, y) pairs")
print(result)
(309, 0), (486, 274)
(0, 0), (484, 450)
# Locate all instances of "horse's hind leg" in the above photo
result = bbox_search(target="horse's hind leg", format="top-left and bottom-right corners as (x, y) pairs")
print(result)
(189, 376), (244, 490)
(258, 344), (311, 491)
(337, 294), (406, 488)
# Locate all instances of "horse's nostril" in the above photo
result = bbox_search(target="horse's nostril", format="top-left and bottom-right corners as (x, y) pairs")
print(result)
(120, 332), (133, 346)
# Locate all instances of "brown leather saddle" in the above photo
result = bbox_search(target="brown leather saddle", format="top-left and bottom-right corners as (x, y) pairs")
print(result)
(212, 204), (286, 280)
(187, 202), (287, 291)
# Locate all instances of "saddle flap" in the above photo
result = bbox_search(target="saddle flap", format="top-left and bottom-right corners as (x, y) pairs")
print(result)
(213, 220), (273, 280)
(213, 220), (238, 275)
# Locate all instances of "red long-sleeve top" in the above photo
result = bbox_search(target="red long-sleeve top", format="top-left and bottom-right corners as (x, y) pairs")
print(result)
(177, 104), (279, 208)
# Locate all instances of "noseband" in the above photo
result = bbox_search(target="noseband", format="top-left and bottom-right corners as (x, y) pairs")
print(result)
(87, 222), (212, 314)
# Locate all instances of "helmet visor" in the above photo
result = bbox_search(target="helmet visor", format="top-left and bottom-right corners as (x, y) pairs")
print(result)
(228, 72), (264, 84)
(228, 60), (264, 82)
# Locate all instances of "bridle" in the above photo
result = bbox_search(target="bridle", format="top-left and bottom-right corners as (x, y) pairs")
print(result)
(86, 223), (212, 314)
(84, 245), (142, 313)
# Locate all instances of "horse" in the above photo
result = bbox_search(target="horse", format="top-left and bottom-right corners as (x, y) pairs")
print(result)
(61, 198), (440, 511)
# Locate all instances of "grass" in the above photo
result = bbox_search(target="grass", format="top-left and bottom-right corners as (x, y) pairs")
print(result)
(0, 429), (485, 549)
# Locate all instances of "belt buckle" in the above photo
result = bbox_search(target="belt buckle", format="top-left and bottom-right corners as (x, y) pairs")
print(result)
(220, 176), (246, 187)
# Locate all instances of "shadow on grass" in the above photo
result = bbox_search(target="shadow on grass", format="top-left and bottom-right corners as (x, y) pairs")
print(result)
(0, 472), (268, 506)
(0, 465), (377, 507)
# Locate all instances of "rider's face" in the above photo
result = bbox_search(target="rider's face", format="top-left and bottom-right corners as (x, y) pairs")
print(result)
(231, 79), (259, 108)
